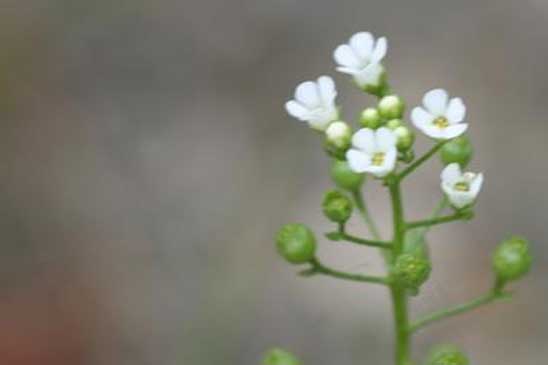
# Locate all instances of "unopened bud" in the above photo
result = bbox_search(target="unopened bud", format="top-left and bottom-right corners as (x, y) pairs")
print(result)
(325, 121), (352, 149)
(493, 236), (532, 283)
(276, 224), (316, 264)
(440, 136), (473, 167)
(330, 160), (365, 191)
(393, 126), (415, 151)
(378, 95), (405, 119)
(360, 108), (382, 129)
(322, 190), (353, 223)
(386, 118), (403, 130)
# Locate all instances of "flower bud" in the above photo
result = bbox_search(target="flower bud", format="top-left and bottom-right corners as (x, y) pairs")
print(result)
(329, 160), (365, 191)
(393, 126), (415, 151)
(263, 348), (301, 365)
(426, 344), (469, 365)
(392, 253), (431, 291)
(276, 224), (316, 264)
(493, 236), (532, 283)
(322, 190), (353, 223)
(360, 108), (382, 129)
(378, 95), (405, 119)
(440, 136), (473, 167)
(386, 118), (403, 130)
(325, 121), (351, 149)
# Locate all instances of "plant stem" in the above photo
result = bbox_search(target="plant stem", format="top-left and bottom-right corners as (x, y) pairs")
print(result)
(339, 232), (393, 249)
(409, 289), (509, 333)
(352, 189), (382, 240)
(307, 258), (389, 285)
(388, 181), (411, 365)
(396, 141), (447, 182)
(405, 212), (464, 230)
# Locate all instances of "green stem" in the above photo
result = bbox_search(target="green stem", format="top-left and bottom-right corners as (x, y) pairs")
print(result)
(409, 288), (510, 333)
(406, 212), (464, 230)
(306, 258), (389, 285)
(388, 181), (410, 365)
(396, 141), (447, 182)
(352, 189), (382, 240)
(339, 232), (393, 249)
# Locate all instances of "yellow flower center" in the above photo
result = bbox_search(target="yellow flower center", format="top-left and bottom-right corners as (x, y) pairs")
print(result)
(372, 152), (385, 166)
(433, 116), (449, 129)
(454, 181), (470, 192)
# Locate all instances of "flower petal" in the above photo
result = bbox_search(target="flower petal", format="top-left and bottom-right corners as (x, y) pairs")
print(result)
(285, 101), (309, 120)
(446, 97), (466, 123)
(375, 127), (397, 151)
(420, 124), (446, 139)
(445, 190), (475, 209)
(353, 63), (384, 87)
(295, 81), (321, 108)
(370, 37), (387, 64)
(470, 173), (484, 196)
(411, 107), (434, 130)
(317, 76), (337, 105)
(423, 88), (448, 115)
(346, 149), (371, 173)
(351, 128), (375, 154)
(334, 44), (360, 68)
(349, 32), (374, 60)
(441, 163), (462, 185)
(442, 123), (468, 139)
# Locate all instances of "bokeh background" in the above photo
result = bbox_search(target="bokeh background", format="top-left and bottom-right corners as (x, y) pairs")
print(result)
(1, 0), (547, 364)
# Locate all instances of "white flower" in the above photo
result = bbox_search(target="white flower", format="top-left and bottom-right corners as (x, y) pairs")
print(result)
(411, 89), (468, 140)
(346, 127), (397, 177)
(441, 163), (483, 209)
(333, 32), (387, 88)
(285, 76), (338, 131)
(325, 121), (351, 148)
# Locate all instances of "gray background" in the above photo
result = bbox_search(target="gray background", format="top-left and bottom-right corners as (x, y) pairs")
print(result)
(0, 0), (546, 364)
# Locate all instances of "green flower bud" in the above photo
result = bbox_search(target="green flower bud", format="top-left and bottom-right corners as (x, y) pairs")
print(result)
(378, 95), (405, 119)
(322, 190), (353, 223)
(393, 126), (415, 151)
(427, 344), (469, 365)
(493, 236), (532, 283)
(360, 108), (382, 129)
(330, 160), (365, 191)
(325, 121), (352, 149)
(386, 118), (403, 130)
(263, 348), (301, 365)
(440, 136), (473, 167)
(392, 253), (431, 290)
(276, 224), (316, 264)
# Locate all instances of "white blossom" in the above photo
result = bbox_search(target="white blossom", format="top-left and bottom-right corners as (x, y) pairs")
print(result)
(411, 89), (468, 139)
(333, 32), (387, 88)
(285, 76), (338, 131)
(346, 127), (397, 178)
(441, 163), (483, 209)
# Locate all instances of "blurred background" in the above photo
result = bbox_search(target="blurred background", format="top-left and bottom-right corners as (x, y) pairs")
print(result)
(1, 0), (547, 364)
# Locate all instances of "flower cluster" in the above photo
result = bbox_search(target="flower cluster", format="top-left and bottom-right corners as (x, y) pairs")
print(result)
(285, 31), (482, 210)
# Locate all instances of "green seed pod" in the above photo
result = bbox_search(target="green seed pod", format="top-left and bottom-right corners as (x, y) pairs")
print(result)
(493, 236), (532, 283)
(392, 253), (431, 290)
(322, 190), (353, 223)
(386, 118), (403, 130)
(276, 224), (316, 264)
(330, 160), (365, 191)
(378, 95), (405, 119)
(393, 125), (415, 151)
(440, 136), (473, 167)
(262, 348), (301, 365)
(360, 108), (382, 129)
(426, 344), (469, 365)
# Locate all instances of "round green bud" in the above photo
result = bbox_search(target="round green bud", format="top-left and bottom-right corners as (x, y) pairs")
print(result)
(386, 118), (403, 130)
(360, 108), (382, 129)
(393, 126), (415, 151)
(493, 236), (532, 282)
(325, 121), (352, 149)
(263, 348), (301, 365)
(427, 344), (469, 365)
(440, 136), (473, 167)
(392, 253), (431, 290)
(322, 190), (353, 223)
(276, 224), (316, 264)
(330, 160), (365, 191)
(378, 95), (405, 119)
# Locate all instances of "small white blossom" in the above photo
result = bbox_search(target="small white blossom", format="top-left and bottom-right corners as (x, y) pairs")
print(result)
(346, 127), (397, 177)
(441, 163), (483, 209)
(325, 121), (351, 148)
(411, 89), (468, 140)
(285, 76), (338, 131)
(333, 32), (387, 88)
